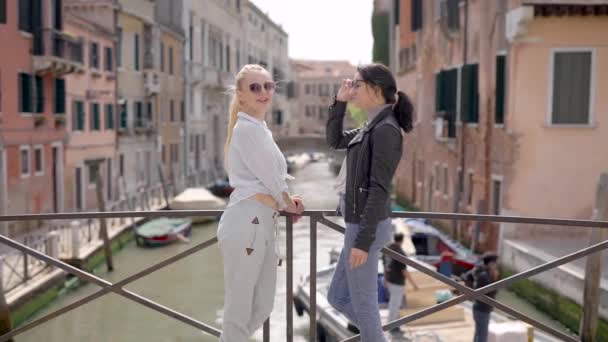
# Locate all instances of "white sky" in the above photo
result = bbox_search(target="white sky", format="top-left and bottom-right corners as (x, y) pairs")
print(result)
(250, 0), (374, 65)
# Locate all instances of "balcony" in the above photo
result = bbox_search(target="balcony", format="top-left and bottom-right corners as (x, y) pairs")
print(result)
(219, 71), (235, 88)
(186, 62), (204, 85)
(134, 118), (155, 134)
(201, 67), (219, 88)
(33, 29), (84, 76)
(143, 71), (160, 95)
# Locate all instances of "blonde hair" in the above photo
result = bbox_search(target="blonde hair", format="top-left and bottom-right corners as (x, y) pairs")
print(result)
(224, 64), (269, 159)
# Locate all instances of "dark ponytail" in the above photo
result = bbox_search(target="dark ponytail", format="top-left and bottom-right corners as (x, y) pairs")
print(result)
(394, 91), (414, 133)
(357, 63), (414, 133)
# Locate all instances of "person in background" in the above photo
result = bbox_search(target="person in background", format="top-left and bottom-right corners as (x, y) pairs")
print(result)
(383, 232), (419, 336)
(471, 253), (499, 342)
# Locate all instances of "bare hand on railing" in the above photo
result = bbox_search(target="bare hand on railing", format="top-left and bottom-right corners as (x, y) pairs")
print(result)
(285, 195), (304, 223)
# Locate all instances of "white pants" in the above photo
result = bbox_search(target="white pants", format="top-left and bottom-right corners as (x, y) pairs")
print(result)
(218, 199), (279, 342)
(387, 282), (405, 326)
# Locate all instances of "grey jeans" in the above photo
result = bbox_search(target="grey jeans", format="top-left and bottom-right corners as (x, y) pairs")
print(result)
(217, 199), (279, 342)
(327, 197), (393, 341)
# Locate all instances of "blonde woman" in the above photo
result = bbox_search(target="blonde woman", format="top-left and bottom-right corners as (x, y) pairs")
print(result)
(218, 64), (305, 341)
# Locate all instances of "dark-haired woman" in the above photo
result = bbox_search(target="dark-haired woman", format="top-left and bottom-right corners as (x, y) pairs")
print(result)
(326, 63), (414, 341)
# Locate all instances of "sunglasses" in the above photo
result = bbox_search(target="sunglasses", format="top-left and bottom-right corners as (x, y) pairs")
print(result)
(249, 82), (276, 94)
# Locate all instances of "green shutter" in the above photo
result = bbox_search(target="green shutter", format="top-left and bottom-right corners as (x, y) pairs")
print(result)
(35, 76), (44, 113)
(19, 73), (32, 113)
(411, 0), (423, 31)
(54, 78), (65, 114)
(435, 72), (444, 111)
(106, 104), (114, 129)
(495, 55), (506, 124)
(460, 63), (479, 123)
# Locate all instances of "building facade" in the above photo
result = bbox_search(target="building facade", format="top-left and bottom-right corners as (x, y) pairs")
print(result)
(0, 0), (83, 235)
(392, 0), (608, 252)
(63, 0), (118, 212)
(116, 0), (161, 194)
(289, 60), (357, 136)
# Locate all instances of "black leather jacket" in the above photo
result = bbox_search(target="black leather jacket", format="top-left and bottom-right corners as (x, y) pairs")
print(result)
(326, 99), (403, 252)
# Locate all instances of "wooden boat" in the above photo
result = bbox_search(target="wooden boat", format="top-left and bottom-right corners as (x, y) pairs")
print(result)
(169, 187), (226, 223)
(135, 218), (192, 247)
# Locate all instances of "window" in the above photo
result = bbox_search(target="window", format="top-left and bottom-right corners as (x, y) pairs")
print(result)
(160, 42), (165, 72)
(90, 103), (100, 130)
(169, 46), (174, 75)
(135, 101), (143, 127)
(119, 101), (127, 129)
(72, 100), (85, 131)
(495, 55), (506, 124)
(460, 63), (479, 123)
(411, 0), (423, 31)
(34, 145), (43, 175)
(146, 101), (153, 121)
(181, 101), (185, 122)
(134, 33), (140, 71)
(19, 73), (32, 113)
(435, 69), (457, 137)
(318, 106), (325, 120)
(443, 166), (449, 195)
(435, 164), (440, 191)
(20, 146), (30, 177)
(467, 172), (474, 206)
(90, 42), (99, 69)
(551, 51), (592, 125)
(116, 28), (122, 67)
(88, 163), (100, 185)
(170, 100), (175, 122)
(54, 78), (66, 114)
(189, 24), (193, 61)
(226, 44), (231, 72)
(219, 42), (224, 70)
(104, 47), (113, 72)
(105, 104), (114, 129)
(305, 84), (311, 95)
(447, 0), (460, 30)
(202, 134), (206, 150)
(19, 0), (34, 33)
(35, 75), (44, 113)
(491, 179), (502, 215)
(119, 154), (124, 177)
(0, 0), (6, 24)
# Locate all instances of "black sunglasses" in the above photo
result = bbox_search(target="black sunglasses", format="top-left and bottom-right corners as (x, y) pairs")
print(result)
(249, 82), (276, 93)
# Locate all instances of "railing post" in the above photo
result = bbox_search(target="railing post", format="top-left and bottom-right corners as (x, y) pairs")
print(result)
(309, 216), (317, 342)
(22, 251), (29, 283)
(45, 231), (60, 261)
(581, 173), (608, 342)
(0, 257), (14, 342)
(70, 220), (80, 259)
(286, 215), (293, 342)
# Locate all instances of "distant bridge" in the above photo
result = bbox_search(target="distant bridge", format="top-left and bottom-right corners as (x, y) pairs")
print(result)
(275, 134), (334, 155)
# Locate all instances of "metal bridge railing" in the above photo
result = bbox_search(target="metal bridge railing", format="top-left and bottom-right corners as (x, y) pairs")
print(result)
(0, 209), (607, 342)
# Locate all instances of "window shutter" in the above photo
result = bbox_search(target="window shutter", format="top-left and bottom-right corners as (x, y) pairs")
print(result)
(411, 0), (423, 31)
(35, 75), (44, 113)
(552, 52), (591, 124)
(435, 71), (444, 112)
(460, 63), (479, 123)
(0, 0), (7, 24)
(54, 78), (65, 114)
(495, 55), (506, 124)
(447, 0), (460, 30)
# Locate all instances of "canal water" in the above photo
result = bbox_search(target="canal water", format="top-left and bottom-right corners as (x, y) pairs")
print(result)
(18, 160), (569, 341)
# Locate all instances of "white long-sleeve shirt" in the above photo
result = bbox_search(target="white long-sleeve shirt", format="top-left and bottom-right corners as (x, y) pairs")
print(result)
(226, 112), (292, 209)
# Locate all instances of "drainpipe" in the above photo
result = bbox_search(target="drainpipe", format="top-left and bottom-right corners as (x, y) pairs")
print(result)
(480, 0), (493, 252)
(452, 0), (468, 239)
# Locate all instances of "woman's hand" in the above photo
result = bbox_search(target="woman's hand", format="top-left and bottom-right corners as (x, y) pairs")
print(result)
(349, 248), (368, 269)
(336, 79), (353, 102)
(285, 195), (304, 223)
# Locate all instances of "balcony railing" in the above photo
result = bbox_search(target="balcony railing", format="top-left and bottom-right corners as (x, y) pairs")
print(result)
(33, 28), (84, 65)
(0, 206), (605, 341)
